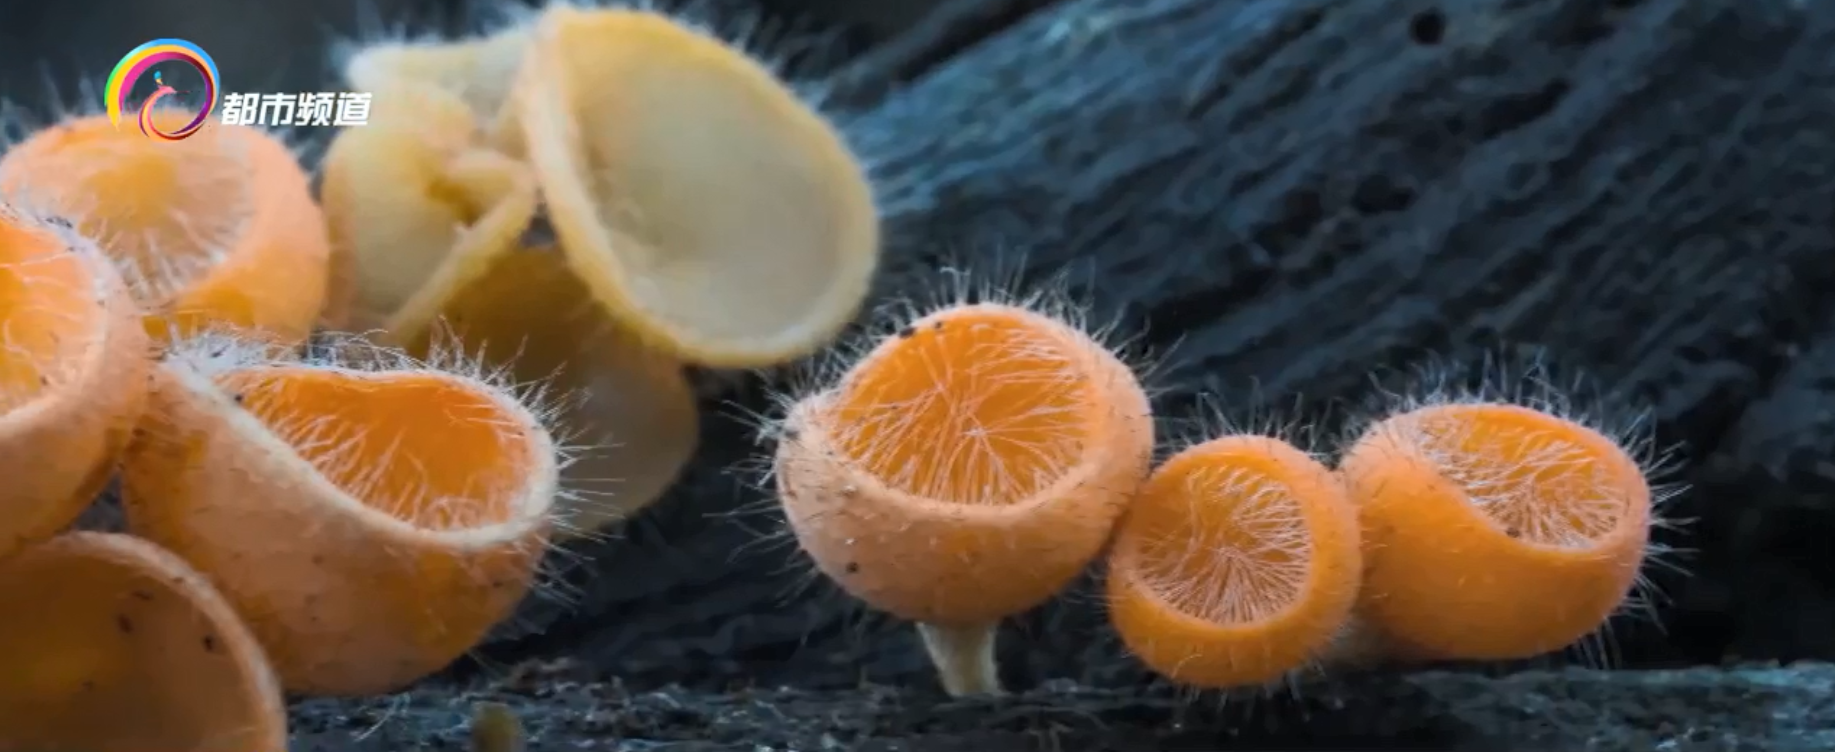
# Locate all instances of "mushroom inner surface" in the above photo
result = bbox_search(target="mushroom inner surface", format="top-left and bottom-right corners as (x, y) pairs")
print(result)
(829, 308), (1092, 506)
(226, 368), (539, 530)
(1126, 465), (1310, 625)
(568, 14), (868, 343)
(1404, 407), (1632, 547)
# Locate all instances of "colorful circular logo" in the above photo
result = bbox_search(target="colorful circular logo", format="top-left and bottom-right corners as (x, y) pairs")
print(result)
(104, 38), (220, 141)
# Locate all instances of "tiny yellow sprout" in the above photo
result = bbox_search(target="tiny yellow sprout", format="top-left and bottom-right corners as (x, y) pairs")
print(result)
(469, 701), (527, 752)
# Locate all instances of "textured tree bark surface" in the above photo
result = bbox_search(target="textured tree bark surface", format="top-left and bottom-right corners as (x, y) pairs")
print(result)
(485, 0), (1835, 675)
(291, 664), (1834, 750)
(299, 0), (1835, 746)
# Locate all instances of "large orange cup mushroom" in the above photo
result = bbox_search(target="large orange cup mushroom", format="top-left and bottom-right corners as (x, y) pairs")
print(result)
(517, 6), (880, 367)
(773, 300), (1154, 695)
(1107, 434), (1361, 688)
(119, 338), (560, 695)
(0, 207), (148, 559)
(0, 112), (329, 346)
(1338, 401), (1655, 661)
(0, 531), (287, 752)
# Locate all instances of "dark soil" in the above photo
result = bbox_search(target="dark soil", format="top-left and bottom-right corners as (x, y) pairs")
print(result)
(290, 663), (1835, 751)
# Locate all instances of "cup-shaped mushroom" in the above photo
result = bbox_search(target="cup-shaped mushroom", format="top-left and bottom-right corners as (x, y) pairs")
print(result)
(0, 207), (148, 559)
(120, 345), (559, 695)
(341, 25), (529, 134)
(1107, 435), (1362, 688)
(0, 531), (286, 752)
(1339, 402), (1654, 660)
(774, 301), (1154, 695)
(318, 78), (535, 332)
(0, 113), (329, 346)
(517, 6), (879, 367)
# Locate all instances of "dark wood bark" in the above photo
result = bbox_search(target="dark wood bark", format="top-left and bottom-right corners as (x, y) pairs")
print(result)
(290, 664), (1831, 751)
(471, 0), (1835, 688)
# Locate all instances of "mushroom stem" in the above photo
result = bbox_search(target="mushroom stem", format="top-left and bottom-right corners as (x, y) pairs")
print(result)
(917, 620), (1003, 696)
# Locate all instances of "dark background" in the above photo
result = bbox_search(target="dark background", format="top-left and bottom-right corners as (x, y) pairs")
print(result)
(0, 0), (923, 110)
(7, 0), (1835, 699)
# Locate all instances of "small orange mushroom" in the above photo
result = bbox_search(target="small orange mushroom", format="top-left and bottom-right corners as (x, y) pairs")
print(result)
(0, 531), (287, 752)
(0, 112), (330, 346)
(1106, 434), (1362, 688)
(1337, 400), (1655, 661)
(388, 234), (699, 539)
(0, 207), (148, 559)
(773, 300), (1154, 695)
(118, 336), (560, 696)
(517, 6), (880, 367)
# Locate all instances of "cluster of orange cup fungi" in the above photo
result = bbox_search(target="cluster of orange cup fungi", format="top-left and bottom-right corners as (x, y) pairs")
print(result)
(325, 4), (879, 534)
(0, 5), (877, 749)
(771, 290), (1665, 697)
(0, 187), (557, 749)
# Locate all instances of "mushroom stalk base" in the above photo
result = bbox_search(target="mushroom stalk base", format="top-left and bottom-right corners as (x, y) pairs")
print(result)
(917, 620), (1002, 697)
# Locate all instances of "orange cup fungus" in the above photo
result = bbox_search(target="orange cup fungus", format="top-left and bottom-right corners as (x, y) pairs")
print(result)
(772, 301), (1154, 695)
(1338, 401), (1654, 661)
(0, 111), (330, 346)
(0, 531), (286, 752)
(0, 207), (148, 559)
(1106, 434), (1362, 689)
(386, 227), (699, 539)
(517, 6), (880, 367)
(118, 337), (560, 696)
